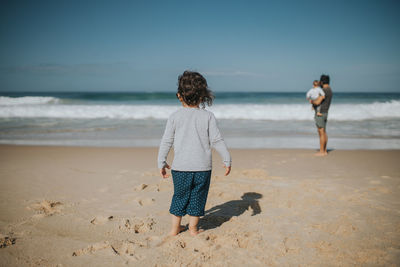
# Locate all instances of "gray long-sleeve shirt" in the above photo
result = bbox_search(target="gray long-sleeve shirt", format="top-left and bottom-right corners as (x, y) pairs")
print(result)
(157, 107), (231, 171)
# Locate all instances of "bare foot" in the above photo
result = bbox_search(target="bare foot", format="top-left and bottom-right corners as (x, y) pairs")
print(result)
(189, 227), (204, 236)
(169, 225), (186, 236)
(314, 151), (328, 157)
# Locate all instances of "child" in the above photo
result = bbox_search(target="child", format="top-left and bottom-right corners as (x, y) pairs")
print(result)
(306, 80), (325, 116)
(158, 71), (231, 236)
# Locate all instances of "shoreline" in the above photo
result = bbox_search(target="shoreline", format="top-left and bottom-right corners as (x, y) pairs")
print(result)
(1, 143), (400, 151)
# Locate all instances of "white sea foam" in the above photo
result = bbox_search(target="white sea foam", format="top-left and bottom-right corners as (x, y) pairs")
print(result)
(210, 101), (400, 121)
(0, 96), (60, 105)
(0, 100), (399, 121)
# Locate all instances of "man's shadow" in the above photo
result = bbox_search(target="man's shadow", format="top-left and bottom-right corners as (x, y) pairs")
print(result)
(198, 192), (262, 231)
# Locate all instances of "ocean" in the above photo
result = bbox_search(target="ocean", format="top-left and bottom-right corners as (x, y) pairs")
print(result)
(1, 92), (399, 149)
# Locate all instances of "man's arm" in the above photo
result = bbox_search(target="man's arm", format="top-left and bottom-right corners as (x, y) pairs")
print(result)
(312, 95), (325, 105)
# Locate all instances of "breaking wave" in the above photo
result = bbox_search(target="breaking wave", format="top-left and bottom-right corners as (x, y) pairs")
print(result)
(0, 97), (399, 121)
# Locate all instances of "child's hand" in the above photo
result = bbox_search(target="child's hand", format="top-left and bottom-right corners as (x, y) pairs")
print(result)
(224, 165), (231, 176)
(160, 164), (171, 178)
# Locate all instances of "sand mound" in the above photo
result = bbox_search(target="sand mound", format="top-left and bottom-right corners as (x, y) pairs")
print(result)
(28, 200), (63, 216)
(119, 217), (156, 234)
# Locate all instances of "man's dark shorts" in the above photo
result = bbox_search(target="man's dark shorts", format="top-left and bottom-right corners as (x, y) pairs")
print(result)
(315, 112), (328, 129)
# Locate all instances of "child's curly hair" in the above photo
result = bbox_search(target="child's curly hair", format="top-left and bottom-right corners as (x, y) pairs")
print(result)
(177, 71), (214, 107)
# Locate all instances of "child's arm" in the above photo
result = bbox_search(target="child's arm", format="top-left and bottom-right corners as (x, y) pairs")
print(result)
(306, 90), (313, 108)
(157, 116), (175, 178)
(209, 113), (231, 176)
(306, 90), (311, 100)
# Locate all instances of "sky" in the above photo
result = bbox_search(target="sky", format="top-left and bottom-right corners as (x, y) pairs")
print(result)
(0, 0), (399, 92)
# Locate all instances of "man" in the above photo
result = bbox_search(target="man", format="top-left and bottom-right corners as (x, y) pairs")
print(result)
(311, 74), (333, 156)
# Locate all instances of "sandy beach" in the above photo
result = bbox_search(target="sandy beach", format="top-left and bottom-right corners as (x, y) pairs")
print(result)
(0, 145), (399, 266)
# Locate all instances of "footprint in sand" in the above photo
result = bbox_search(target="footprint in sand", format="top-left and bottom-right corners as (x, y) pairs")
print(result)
(73, 240), (144, 260)
(134, 183), (148, 191)
(90, 215), (114, 225)
(0, 234), (16, 248)
(175, 239), (186, 248)
(137, 198), (155, 206)
(72, 241), (111, 256)
(152, 184), (160, 192)
(155, 180), (172, 192)
(158, 238), (186, 249)
(204, 233), (218, 243)
(28, 200), (63, 218)
(113, 239), (148, 252)
(111, 241), (135, 256)
(119, 217), (156, 234)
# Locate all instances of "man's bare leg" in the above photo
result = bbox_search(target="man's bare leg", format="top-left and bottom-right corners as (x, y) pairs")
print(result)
(324, 131), (328, 154)
(315, 127), (328, 156)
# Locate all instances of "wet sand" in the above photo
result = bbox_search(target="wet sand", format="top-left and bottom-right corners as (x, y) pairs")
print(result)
(0, 145), (399, 266)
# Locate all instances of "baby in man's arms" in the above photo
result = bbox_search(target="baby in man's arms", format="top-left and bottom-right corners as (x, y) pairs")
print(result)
(306, 80), (325, 116)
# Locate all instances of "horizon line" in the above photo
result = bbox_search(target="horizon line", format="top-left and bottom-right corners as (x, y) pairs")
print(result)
(1, 90), (400, 94)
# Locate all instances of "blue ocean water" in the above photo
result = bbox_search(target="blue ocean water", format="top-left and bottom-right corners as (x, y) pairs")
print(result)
(1, 92), (399, 149)
(1, 91), (399, 104)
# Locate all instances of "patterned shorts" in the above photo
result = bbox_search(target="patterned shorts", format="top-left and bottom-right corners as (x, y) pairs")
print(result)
(169, 170), (212, 217)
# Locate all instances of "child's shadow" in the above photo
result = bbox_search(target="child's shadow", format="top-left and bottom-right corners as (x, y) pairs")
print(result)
(198, 192), (262, 231)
